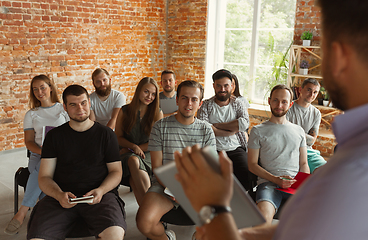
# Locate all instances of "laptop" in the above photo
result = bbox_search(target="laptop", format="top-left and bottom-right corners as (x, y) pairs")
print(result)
(153, 146), (266, 228)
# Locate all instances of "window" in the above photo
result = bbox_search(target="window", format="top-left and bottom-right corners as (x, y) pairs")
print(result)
(205, 0), (297, 104)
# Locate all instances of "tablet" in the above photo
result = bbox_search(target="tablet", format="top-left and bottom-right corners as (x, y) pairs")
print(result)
(153, 146), (265, 228)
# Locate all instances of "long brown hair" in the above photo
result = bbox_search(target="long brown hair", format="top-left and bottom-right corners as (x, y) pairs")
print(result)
(232, 74), (242, 97)
(29, 75), (60, 110)
(122, 77), (160, 136)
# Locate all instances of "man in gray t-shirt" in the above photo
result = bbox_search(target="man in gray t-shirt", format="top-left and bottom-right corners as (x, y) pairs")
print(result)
(286, 78), (326, 173)
(248, 85), (309, 224)
(136, 80), (216, 240)
(89, 68), (126, 129)
(159, 70), (178, 117)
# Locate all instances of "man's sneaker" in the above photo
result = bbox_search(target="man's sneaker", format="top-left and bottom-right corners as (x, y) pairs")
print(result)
(165, 229), (176, 240)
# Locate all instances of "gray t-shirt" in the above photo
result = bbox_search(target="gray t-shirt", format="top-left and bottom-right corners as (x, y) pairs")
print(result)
(148, 115), (216, 166)
(90, 89), (126, 126)
(248, 120), (306, 185)
(159, 92), (178, 115)
(286, 102), (321, 149)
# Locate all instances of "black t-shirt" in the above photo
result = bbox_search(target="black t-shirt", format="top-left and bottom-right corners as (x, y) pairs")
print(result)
(41, 122), (120, 196)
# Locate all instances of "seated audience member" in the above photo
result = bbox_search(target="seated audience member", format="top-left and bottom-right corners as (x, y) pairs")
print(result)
(89, 68), (126, 129)
(159, 70), (178, 117)
(27, 85), (126, 240)
(136, 80), (216, 240)
(248, 85), (309, 224)
(197, 69), (251, 191)
(231, 73), (250, 109)
(115, 77), (163, 205)
(232, 73), (250, 147)
(174, 3), (368, 239)
(5, 75), (69, 235)
(286, 78), (326, 172)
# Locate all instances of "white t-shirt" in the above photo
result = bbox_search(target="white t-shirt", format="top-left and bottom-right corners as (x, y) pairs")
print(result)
(90, 89), (126, 126)
(248, 120), (306, 185)
(23, 102), (69, 146)
(208, 103), (247, 151)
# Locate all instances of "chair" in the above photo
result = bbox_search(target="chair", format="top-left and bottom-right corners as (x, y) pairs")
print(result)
(160, 206), (195, 226)
(14, 167), (30, 214)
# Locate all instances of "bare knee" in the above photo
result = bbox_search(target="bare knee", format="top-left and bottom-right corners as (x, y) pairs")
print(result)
(136, 202), (155, 234)
(257, 201), (276, 223)
(98, 226), (125, 240)
(136, 193), (172, 234)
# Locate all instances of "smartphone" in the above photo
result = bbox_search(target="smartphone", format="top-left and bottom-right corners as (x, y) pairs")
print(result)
(68, 195), (94, 204)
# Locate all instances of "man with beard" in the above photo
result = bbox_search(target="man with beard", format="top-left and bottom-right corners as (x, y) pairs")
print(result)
(286, 78), (326, 173)
(27, 85), (127, 240)
(247, 84), (309, 224)
(159, 70), (178, 117)
(90, 68), (126, 129)
(197, 69), (251, 191)
(136, 80), (216, 240)
(173, 1), (368, 239)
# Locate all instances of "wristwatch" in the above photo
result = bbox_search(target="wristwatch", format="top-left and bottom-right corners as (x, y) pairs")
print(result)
(198, 205), (232, 225)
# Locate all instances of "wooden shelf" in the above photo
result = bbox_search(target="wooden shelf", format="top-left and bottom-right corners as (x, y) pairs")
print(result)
(290, 73), (323, 79)
(288, 45), (322, 86)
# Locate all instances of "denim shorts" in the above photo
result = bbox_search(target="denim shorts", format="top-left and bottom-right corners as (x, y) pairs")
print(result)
(256, 182), (291, 211)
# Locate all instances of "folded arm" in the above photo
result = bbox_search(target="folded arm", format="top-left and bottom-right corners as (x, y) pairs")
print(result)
(211, 125), (236, 137)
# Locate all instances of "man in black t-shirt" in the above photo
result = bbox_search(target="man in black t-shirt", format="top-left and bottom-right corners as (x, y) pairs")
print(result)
(27, 85), (126, 240)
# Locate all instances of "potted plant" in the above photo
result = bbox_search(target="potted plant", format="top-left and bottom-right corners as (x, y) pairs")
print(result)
(319, 87), (330, 106)
(299, 60), (309, 75)
(301, 31), (313, 46)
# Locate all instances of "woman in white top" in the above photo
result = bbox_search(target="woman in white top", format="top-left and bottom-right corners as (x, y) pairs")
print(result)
(5, 75), (69, 235)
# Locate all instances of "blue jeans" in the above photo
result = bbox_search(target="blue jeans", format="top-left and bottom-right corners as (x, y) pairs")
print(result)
(21, 152), (46, 207)
(256, 182), (291, 211)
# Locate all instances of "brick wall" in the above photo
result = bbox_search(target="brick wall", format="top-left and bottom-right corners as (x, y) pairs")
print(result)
(0, 0), (327, 152)
(0, 0), (209, 151)
(293, 0), (321, 46)
(166, 0), (207, 83)
(0, 0), (167, 151)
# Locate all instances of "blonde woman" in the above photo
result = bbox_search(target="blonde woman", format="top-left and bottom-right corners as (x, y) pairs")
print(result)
(5, 75), (69, 235)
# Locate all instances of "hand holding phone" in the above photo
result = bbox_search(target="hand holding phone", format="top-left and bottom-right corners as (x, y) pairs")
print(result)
(68, 195), (94, 204)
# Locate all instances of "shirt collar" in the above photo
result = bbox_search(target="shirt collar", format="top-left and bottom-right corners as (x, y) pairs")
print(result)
(332, 103), (368, 146)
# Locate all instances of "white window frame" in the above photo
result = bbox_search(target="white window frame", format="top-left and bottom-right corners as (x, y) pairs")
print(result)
(205, 0), (295, 104)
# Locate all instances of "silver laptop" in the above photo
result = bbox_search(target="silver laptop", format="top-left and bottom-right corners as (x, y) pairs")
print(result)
(154, 146), (265, 228)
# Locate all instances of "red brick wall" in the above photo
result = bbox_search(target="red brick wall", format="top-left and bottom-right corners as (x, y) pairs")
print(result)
(0, 0), (167, 151)
(293, 0), (321, 46)
(0, 0), (324, 152)
(166, 0), (207, 83)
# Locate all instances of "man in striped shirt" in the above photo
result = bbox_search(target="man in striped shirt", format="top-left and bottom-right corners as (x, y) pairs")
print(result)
(136, 80), (216, 240)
